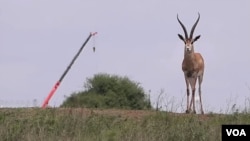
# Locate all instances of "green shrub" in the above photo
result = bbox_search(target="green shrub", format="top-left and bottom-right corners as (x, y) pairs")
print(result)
(61, 73), (151, 109)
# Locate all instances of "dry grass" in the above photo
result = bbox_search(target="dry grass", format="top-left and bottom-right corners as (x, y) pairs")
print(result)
(0, 108), (250, 141)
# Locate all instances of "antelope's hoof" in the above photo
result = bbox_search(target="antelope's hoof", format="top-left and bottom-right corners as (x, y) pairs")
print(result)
(185, 110), (190, 114)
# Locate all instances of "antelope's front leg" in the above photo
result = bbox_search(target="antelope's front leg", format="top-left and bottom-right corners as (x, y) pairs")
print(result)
(188, 76), (198, 114)
(184, 76), (191, 113)
(191, 89), (196, 114)
(186, 88), (190, 113)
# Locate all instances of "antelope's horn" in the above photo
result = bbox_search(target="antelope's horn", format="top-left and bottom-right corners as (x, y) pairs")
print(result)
(189, 13), (200, 40)
(177, 14), (188, 39)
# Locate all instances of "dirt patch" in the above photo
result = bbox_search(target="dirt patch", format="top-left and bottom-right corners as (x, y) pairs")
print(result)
(56, 108), (155, 119)
(0, 107), (222, 121)
(55, 108), (218, 120)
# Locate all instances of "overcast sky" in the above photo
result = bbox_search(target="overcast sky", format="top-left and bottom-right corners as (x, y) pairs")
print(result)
(1, 0), (250, 113)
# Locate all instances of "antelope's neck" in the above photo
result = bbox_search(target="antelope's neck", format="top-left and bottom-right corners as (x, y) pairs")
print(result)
(183, 52), (197, 67)
(184, 52), (195, 60)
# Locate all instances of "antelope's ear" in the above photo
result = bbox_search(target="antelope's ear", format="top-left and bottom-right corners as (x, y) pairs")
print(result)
(193, 35), (201, 43)
(178, 34), (185, 42)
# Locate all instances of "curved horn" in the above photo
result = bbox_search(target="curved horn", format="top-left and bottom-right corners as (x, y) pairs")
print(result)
(189, 13), (200, 40)
(177, 14), (188, 39)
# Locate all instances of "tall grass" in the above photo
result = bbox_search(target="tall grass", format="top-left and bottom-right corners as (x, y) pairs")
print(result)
(1, 108), (250, 141)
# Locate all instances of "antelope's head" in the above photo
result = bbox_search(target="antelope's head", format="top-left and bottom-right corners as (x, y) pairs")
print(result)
(177, 13), (201, 54)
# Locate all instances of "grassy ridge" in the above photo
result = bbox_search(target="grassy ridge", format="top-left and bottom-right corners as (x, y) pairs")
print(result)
(0, 108), (250, 141)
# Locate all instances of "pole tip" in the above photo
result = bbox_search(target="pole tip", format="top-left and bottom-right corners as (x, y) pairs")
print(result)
(91, 32), (98, 36)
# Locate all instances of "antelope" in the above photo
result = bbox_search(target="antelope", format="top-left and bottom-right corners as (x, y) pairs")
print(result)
(177, 13), (204, 114)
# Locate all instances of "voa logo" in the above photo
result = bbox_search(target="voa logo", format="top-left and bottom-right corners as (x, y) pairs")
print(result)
(226, 129), (246, 136)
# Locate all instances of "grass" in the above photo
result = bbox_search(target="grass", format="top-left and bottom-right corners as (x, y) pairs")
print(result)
(0, 108), (250, 141)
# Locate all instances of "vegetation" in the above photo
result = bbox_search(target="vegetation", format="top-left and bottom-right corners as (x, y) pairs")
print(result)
(3, 74), (250, 140)
(1, 108), (250, 141)
(61, 73), (151, 110)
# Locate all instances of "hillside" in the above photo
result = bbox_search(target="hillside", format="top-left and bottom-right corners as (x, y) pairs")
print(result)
(0, 108), (250, 141)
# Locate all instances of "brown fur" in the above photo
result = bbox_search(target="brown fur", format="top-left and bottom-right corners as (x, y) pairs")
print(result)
(182, 53), (204, 77)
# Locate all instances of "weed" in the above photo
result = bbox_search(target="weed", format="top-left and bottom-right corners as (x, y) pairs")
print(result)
(0, 108), (250, 141)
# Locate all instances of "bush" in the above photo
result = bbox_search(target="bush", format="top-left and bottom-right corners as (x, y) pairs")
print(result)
(61, 73), (152, 109)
